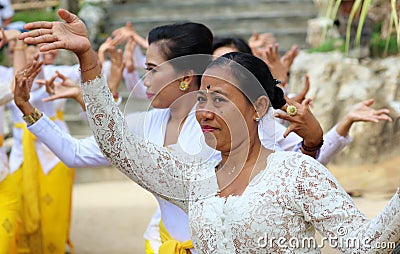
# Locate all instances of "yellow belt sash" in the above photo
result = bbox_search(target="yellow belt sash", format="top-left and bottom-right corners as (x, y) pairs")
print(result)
(158, 219), (194, 254)
(0, 135), (4, 147)
(13, 114), (59, 234)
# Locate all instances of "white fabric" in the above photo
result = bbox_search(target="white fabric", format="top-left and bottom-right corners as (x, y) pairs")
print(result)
(143, 206), (162, 252)
(133, 44), (146, 70)
(318, 125), (353, 165)
(42, 64), (80, 133)
(0, 0), (13, 27)
(82, 75), (400, 253)
(28, 114), (110, 168)
(0, 106), (8, 182)
(125, 44), (147, 99)
(0, 66), (13, 106)
(123, 69), (147, 100)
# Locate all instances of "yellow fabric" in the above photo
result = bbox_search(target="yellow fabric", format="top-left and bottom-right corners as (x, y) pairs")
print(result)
(14, 123), (40, 235)
(0, 174), (21, 254)
(11, 163), (75, 254)
(13, 118), (75, 254)
(158, 220), (194, 254)
(0, 135), (4, 147)
(145, 240), (155, 254)
(55, 110), (64, 121)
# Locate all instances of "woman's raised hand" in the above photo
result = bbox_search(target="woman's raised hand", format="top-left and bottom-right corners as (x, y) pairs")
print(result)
(275, 95), (324, 157)
(18, 9), (91, 57)
(335, 99), (392, 137)
(14, 54), (44, 114)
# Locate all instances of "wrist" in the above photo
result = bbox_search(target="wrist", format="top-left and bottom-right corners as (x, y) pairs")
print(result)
(77, 48), (95, 63)
(22, 107), (43, 126)
(16, 101), (34, 115)
(301, 139), (324, 153)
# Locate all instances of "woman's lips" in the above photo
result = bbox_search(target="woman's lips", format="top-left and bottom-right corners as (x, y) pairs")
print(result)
(201, 125), (217, 133)
(146, 92), (155, 99)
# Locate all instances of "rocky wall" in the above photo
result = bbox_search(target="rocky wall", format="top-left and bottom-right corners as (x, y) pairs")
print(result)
(290, 52), (400, 165)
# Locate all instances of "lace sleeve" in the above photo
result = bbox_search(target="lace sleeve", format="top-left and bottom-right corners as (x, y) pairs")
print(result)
(293, 155), (400, 253)
(81, 75), (197, 212)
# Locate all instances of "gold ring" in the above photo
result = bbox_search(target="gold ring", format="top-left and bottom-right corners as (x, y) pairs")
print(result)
(22, 70), (27, 77)
(286, 105), (297, 116)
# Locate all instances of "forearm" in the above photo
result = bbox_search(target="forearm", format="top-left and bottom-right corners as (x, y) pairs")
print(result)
(77, 49), (102, 83)
(317, 126), (353, 165)
(335, 115), (353, 137)
(28, 113), (110, 167)
(82, 75), (190, 212)
(295, 157), (400, 253)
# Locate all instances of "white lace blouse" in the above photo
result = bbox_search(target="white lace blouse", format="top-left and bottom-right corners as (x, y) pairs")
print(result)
(82, 75), (400, 253)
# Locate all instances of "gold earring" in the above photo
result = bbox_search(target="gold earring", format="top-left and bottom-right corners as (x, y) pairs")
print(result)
(179, 81), (189, 91)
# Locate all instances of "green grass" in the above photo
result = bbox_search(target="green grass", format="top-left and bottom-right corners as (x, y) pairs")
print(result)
(370, 33), (399, 57)
(307, 39), (345, 53)
(13, 8), (58, 23)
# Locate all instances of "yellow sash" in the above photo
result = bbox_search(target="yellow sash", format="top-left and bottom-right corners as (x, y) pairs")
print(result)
(13, 114), (59, 234)
(14, 122), (40, 234)
(0, 135), (4, 147)
(56, 110), (64, 121)
(158, 219), (194, 254)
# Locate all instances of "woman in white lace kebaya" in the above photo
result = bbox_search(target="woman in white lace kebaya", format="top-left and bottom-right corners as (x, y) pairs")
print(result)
(19, 10), (400, 253)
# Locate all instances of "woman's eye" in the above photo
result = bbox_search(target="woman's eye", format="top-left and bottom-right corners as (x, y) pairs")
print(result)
(145, 67), (156, 73)
(214, 97), (226, 103)
(196, 96), (206, 102)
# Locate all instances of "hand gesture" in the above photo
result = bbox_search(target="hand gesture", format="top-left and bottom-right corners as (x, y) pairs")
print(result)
(280, 44), (300, 71)
(19, 9), (91, 56)
(14, 54), (44, 111)
(261, 43), (289, 86)
(111, 22), (148, 49)
(123, 37), (136, 73)
(346, 99), (392, 123)
(0, 28), (21, 48)
(336, 99), (392, 137)
(98, 37), (115, 66)
(275, 96), (323, 148)
(248, 31), (276, 58)
(108, 46), (125, 97)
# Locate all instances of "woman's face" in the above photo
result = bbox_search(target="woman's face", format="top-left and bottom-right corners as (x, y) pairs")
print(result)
(196, 66), (257, 152)
(144, 43), (183, 108)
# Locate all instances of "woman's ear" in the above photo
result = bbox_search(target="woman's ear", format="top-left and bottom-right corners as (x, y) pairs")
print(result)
(178, 69), (197, 91)
(254, 95), (269, 120)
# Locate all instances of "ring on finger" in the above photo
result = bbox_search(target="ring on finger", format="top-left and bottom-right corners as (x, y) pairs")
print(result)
(286, 105), (297, 116)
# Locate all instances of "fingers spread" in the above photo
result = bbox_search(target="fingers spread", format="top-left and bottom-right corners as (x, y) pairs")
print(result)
(22, 21), (53, 32)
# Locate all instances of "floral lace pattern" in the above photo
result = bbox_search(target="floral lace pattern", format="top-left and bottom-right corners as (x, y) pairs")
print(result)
(82, 76), (400, 253)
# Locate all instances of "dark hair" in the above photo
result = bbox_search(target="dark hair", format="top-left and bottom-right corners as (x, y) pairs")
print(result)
(212, 37), (252, 55)
(207, 52), (286, 109)
(148, 22), (213, 77)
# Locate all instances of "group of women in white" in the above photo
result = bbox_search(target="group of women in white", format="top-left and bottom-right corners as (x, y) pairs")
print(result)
(0, 7), (399, 254)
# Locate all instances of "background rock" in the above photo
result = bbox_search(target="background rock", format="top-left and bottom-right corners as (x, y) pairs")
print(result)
(290, 52), (400, 165)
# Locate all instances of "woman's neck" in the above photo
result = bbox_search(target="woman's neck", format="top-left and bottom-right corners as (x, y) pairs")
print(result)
(219, 131), (265, 173)
(168, 92), (197, 123)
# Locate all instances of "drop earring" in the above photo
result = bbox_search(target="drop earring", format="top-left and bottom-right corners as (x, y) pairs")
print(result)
(179, 81), (189, 91)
